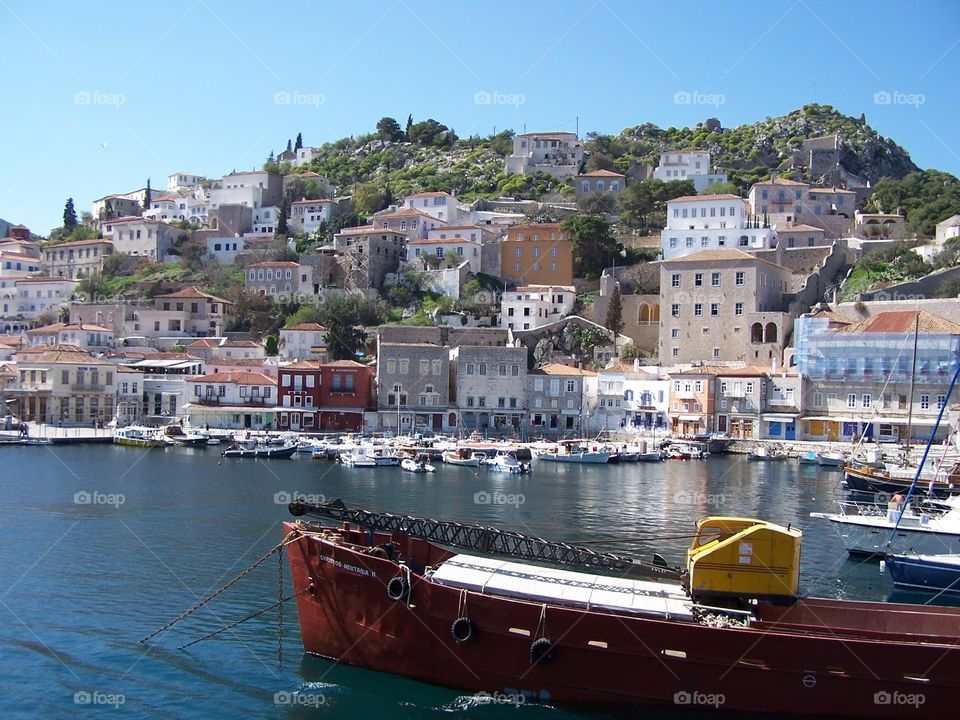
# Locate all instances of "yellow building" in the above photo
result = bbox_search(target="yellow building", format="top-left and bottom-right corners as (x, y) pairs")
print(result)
(499, 223), (574, 286)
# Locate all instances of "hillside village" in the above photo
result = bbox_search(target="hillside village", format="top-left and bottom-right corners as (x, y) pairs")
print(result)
(2, 105), (960, 443)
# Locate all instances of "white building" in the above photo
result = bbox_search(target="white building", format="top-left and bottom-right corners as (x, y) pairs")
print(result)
(401, 192), (470, 224)
(505, 132), (583, 179)
(295, 147), (320, 164)
(653, 150), (728, 192)
(500, 285), (576, 331)
(936, 214), (960, 245)
(101, 217), (179, 260)
(622, 363), (670, 430)
(252, 205), (280, 235)
(13, 277), (78, 320)
(183, 371), (277, 429)
(204, 236), (242, 264)
(289, 199), (336, 235)
(279, 323), (327, 360)
(407, 237), (482, 273)
(26, 322), (115, 351)
(661, 195), (776, 260)
(143, 194), (192, 223)
(209, 171), (283, 211)
(167, 172), (204, 192)
(0, 251), (42, 277)
(44, 238), (113, 280)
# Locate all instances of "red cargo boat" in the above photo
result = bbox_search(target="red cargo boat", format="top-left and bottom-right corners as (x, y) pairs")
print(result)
(284, 500), (959, 718)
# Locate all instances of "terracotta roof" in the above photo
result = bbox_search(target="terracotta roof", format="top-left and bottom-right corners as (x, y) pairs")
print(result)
(205, 358), (270, 367)
(806, 308), (853, 324)
(247, 261), (299, 268)
(291, 198), (334, 205)
(186, 339), (220, 348)
(116, 365), (144, 374)
(668, 194), (742, 203)
(24, 346), (113, 365)
(841, 310), (960, 335)
(221, 340), (260, 348)
(408, 237), (478, 245)
(427, 225), (483, 231)
(334, 225), (376, 235)
(513, 284), (575, 292)
(0, 251), (40, 261)
(661, 248), (759, 264)
(26, 322), (112, 334)
(576, 169), (626, 178)
(671, 365), (766, 377)
(778, 224), (825, 233)
(529, 362), (596, 376)
(283, 323), (327, 331)
(324, 360), (369, 368)
(15, 276), (77, 284)
(751, 177), (809, 187)
(283, 360), (321, 369)
(405, 191), (453, 198)
(190, 371), (276, 385)
(154, 286), (232, 304)
(374, 208), (442, 220)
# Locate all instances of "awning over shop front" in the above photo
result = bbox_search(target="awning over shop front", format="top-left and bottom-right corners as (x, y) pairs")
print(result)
(761, 413), (800, 421)
(677, 414), (704, 422)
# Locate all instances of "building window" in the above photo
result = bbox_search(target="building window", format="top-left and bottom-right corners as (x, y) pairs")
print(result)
(671, 328), (679, 339)
(671, 304), (680, 317)
(710, 303), (719, 316)
(713, 348), (720, 358)
(937, 394), (946, 410)
(735, 271), (744, 286)
(920, 394), (930, 410)
(711, 272), (720, 287)
(694, 273), (703, 287)
(694, 304), (702, 317)
(671, 274), (680, 288)
(813, 391), (823, 407)
(862, 394), (872, 408)
(847, 393), (857, 409)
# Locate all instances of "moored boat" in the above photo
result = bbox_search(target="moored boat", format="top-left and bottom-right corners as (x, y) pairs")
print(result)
(884, 552), (960, 593)
(163, 425), (209, 446)
(284, 499), (960, 718)
(442, 449), (486, 467)
(483, 450), (531, 474)
(221, 442), (297, 459)
(844, 461), (960, 497)
(400, 457), (434, 473)
(747, 445), (788, 461)
(817, 450), (846, 467)
(535, 440), (611, 464)
(113, 426), (164, 448)
(339, 450), (377, 468)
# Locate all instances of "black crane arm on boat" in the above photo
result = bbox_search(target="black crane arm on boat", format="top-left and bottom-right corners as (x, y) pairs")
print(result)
(289, 499), (682, 581)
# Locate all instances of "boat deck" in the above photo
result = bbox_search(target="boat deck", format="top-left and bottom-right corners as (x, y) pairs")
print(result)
(428, 553), (694, 621)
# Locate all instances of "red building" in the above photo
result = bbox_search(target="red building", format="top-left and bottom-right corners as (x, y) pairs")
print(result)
(276, 359), (374, 432)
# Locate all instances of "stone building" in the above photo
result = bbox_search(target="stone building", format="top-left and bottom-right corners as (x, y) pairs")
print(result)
(450, 344), (527, 435)
(526, 363), (594, 436)
(375, 342), (450, 434)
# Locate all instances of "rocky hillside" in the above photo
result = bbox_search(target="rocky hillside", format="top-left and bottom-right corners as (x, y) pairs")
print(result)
(592, 104), (918, 190)
(280, 105), (923, 202)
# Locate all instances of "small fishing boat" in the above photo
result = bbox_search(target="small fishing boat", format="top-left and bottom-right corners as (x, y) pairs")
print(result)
(21, 437), (54, 446)
(747, 445), (788, 462)
(400, 457), (434, 473)
(442, 449), (486, 467)
(662, 441), (709, 460)
(114, 426), (164, 448)
(816, 451), (846, 468)
(340, 450), (377, 468)
(884, 552), (960, 593)
(373, 450), (401, 467)
(535, 440), (611, 464)
(798, 450), (818, 465)
(484, 450), (531, 474)
(222, 442), (297, 459)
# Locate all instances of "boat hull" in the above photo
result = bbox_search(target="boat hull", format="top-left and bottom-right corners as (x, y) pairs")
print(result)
(222, 444), (297, 458)
(821, 516), (960, 556)
(284, 522), (959, 717)
(844, 466), (960, 497)
(885, 554), (960, 593)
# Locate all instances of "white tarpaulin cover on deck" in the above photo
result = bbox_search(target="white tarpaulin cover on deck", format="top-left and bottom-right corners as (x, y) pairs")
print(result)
(428, 553), (693, 620)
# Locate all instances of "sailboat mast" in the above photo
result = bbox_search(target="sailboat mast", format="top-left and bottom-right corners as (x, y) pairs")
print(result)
(905, 312), (920, 453)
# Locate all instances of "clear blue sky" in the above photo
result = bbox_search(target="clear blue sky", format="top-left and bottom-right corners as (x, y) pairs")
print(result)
(2, 0), (958, 235)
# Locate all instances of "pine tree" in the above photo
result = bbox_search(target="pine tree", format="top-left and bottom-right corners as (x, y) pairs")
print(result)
(286, 138), (292, 153)
(294, 132), (303, 150)
(144, 178), (152, 210)
(63, 198), (78, 230)
(276, 197), (289, 236)
(605, 284), (624, 339)
(405, 114), (413, 139)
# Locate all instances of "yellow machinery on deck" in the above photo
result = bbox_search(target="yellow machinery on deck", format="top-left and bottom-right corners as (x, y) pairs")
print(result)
(686, 517), (801, 600)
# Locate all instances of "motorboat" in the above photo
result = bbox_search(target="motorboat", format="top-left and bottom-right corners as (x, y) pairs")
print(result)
(883, 552), (960, 593)
(401, 457), (435, 473)
(340, 450), (377, 468)
(163, 425), (209, 446)
(484, 450), (531, 474)
(222, 440), (297, 459)
(747, 445), (788, 462)
(113, 426), (164, 448)
(442, 449), (486, 467)
(662, 441), (709, 460)
(816, 451), (846, 467)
